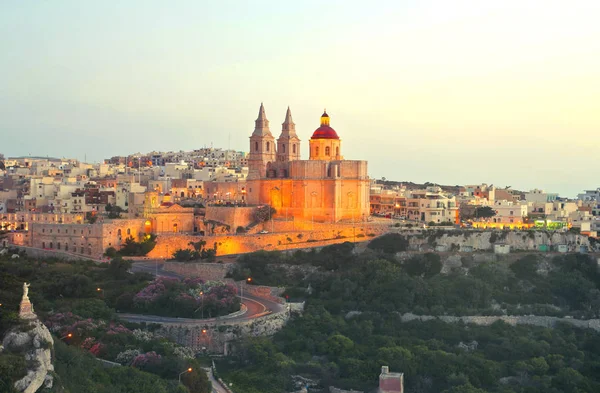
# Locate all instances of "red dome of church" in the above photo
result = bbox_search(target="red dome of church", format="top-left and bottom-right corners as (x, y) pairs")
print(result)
(311, 110), (340, 140)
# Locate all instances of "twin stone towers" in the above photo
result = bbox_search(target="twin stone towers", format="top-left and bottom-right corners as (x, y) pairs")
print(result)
(245, 104), (370, 224)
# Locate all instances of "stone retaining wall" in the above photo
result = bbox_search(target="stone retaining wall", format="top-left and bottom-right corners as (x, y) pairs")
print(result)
(400, 313), (600, 331)
(156, 306), (295, 353)
(146, 224), (388, 258)
(163, 261), (233, 280)
(7, 245), (101, 262)
(394, 230), (595, 252)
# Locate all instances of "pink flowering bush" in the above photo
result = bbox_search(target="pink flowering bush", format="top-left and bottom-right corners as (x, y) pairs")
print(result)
(89, 342), (106, 357)
(132, 351), (162, 369)
(80, 337), (96, 350)
(127, 277), (240, 318)
(106, 322), (131, 335)
(44, 312), (81, 333)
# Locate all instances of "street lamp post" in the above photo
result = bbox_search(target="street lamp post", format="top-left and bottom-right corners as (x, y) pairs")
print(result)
(200, 291), (204, 319)
(240, 277), (251, 300)
(178, 368), (193, 383)
(96, 287), (104, 298)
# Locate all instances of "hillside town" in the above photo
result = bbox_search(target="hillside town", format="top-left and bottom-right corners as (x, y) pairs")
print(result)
(1, 106), (599, 260)
(1, 139), (600, 260)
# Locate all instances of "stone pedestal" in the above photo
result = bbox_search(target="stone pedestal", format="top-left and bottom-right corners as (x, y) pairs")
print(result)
(19, 297), (36, 319)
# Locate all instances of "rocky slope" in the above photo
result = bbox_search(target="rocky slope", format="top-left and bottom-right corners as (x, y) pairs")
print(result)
(1, 319), (54, 393)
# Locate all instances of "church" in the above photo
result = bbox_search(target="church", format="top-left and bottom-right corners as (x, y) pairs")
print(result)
(246, 104), (370, 223)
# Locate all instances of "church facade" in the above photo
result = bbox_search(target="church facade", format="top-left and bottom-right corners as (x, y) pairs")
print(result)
(246, 104), (370, 223)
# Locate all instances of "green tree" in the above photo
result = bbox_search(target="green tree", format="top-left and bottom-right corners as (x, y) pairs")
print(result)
(107, 256), (132, 279)
(474, 206), (496, 219)
(367, 233), (409, 254)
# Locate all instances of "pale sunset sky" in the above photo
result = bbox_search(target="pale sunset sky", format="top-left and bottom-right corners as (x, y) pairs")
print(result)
(1, 1), (599, 196)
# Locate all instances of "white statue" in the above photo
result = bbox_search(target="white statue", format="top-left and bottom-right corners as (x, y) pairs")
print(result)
(23, 282), (30, 299)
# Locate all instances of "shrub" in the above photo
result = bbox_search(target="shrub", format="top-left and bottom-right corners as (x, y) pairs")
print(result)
(104, 247), (118, 258)
(118, 235), (157, 256)
(367, 233), (409, 253)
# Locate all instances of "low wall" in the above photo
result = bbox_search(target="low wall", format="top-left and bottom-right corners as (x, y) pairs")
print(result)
(242, 283), (285, 305)
(400, 313), (600, 331)
(5, 245), (102, 262)
(163, 261), (233, 280)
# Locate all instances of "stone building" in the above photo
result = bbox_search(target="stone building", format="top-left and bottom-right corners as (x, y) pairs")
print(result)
(26, 219), (146, 258)
(142, 192), (194, 233)
(246, 104), (370, 223)
(378, 366), (404, 393)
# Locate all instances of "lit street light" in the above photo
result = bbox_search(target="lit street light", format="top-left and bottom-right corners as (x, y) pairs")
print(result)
(240, 277), (252, 300)
(193, 291), (205, 318)
(61, 333), (73, 340)
(179, 368), (193, 383)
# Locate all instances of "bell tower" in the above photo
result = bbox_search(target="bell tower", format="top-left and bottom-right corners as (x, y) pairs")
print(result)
(248, 103), (276, 179)
(277, 106), (301, 162)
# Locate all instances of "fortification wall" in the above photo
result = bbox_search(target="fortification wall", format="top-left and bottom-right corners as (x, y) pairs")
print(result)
(147, 223), (388, 258)
(205, 206), (255, 230)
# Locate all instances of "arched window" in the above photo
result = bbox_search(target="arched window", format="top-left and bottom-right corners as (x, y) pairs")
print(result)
(65, 244), (68, 251)
(282, 144), (286, 153)
(266, 142), (270, 151)
(127, 228), (131, 235)
(293, 144), (296, 154)
(336, 146), (339, 156)
(117, 229), (122, 237)
(316, 146), (319, 156)
(173, 223), (178, 233)
(325, 146), (330, 156)
(49, 242), (53, 249)
(255, 141), (258, 151)
(57, 243), (61, 250)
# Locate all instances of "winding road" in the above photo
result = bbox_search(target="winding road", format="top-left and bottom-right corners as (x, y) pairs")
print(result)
(123, 261), (285, 325)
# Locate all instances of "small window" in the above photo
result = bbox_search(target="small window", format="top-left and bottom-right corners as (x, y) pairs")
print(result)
(336, 146), (339, 156)
(266, 142), (270, 151)
(127, 228), (131, 235)
(293, 144), (296, 154)
(282, 144), (286, 153)
(255, 141), (258, 151)
(325, 146), (330, 156)
(316, 146), (319, 156)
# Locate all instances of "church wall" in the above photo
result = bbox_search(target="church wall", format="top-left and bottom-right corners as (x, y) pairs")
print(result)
(149, 211), (194, 234)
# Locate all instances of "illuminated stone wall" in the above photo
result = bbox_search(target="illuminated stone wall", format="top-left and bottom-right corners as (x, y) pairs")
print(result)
(146, 223), (388, 258)
(205, 206), (256, 230)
